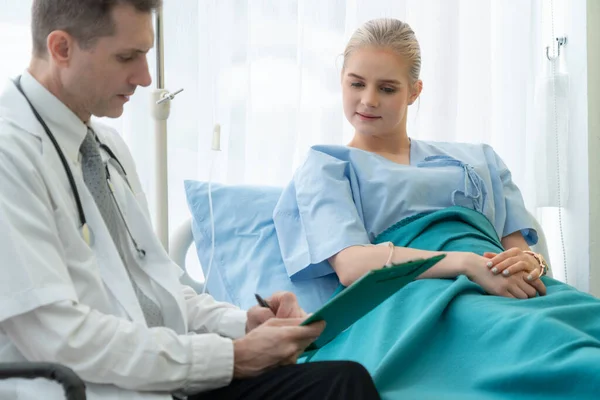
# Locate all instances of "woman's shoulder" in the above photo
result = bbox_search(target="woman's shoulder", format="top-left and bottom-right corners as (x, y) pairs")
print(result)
(293, 144), (392, 186)
(414, 138), (491, 152)
(307, 144), (374, 159)
(299, 144), (382, 168)
(413, 139), (498, 163)
(295, 145), (349, 172)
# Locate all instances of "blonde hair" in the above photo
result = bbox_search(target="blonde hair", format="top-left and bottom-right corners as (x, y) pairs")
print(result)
(343, 18), (421, 83)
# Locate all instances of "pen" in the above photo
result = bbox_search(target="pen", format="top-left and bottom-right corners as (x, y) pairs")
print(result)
(254, 293), (274, 312)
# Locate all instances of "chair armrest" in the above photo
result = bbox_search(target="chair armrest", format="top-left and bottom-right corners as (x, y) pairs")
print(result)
(0, 362), (86, 400)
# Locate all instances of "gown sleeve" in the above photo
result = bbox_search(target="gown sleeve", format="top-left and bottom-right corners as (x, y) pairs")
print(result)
(484, 145), (538, 245)
(273, 148), (370, 281)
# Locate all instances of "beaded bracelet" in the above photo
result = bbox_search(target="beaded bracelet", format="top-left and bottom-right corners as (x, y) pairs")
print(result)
(381, 241), (395, 268)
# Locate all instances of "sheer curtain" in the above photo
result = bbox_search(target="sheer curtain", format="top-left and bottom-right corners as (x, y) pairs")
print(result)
(155, 0), (562, 282)
(158, 0), (545, 219)
(0, 1), (33, 89)
(0, 1), (589, 291)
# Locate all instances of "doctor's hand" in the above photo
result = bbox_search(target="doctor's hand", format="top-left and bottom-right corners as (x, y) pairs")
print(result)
(267, 291), (308, 319)
(246, 306), (275, 333)
(233, 318), (325, 379)
(246, 292), (308, 333)
(464, 252), (546, 298)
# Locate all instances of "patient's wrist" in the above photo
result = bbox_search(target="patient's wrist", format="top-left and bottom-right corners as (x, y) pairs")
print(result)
(449, 252), (476, 278)
(413, 250), (467, 279)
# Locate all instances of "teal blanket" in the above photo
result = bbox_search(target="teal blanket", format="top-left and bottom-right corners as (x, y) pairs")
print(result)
(303, 207), (600, 399)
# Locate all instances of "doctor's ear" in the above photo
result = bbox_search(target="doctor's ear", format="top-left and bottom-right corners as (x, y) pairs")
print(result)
(408, 80), (423, 105)
(46, 31), (75, 66)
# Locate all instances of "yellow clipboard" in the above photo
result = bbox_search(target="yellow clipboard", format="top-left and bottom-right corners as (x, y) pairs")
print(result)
(301, 254), (446, 350)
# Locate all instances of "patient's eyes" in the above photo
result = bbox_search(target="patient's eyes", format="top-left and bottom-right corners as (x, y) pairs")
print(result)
(350, 81), (397, 94)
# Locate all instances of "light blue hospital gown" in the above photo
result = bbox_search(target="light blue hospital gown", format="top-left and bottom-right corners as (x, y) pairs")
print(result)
(272, 139), (600, 400)
(274, 139), (536, 284)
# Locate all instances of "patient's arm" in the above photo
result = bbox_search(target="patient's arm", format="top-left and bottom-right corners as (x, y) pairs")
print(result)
(329, 245), (471, 287)
(500, 231), (531, 251)
(329, 245), (546, 298)
(329, 230), (537, 287)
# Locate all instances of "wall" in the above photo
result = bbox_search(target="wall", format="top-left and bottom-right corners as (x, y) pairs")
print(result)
(561, 0), (589, 291)
(588, 0), (600, 297)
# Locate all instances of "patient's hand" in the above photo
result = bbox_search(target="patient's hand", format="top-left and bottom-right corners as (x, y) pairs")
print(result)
(483, 248), (543, 281)
(464, 253), (546, 298)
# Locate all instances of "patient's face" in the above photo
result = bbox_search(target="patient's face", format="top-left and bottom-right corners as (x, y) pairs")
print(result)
(62, 4), (154, 120)
(342, 47), (416, 138)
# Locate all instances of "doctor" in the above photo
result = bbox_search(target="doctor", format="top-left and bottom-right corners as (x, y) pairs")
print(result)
(0, 1), (380, 399)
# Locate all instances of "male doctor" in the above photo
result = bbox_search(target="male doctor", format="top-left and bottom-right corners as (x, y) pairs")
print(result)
(0, 1), (380, 399)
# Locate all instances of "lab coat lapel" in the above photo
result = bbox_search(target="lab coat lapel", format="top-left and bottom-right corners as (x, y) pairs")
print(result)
(1, 79), (83, 215)
(0, 80), (46, 139)
(1, 80), (144, 322)
(2, 79), (187, 332)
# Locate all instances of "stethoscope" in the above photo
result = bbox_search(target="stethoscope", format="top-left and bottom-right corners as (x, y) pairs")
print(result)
(13, 76), (146, 259)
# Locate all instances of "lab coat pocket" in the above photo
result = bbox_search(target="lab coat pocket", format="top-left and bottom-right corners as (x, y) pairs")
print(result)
(52, 203), (92, 262)
(51, 203), (102, 303)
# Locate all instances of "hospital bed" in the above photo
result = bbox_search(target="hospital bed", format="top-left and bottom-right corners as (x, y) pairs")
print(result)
(169, 211), (553, 295)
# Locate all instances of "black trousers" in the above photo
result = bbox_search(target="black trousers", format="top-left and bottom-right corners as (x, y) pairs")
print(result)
(188, 361), (380, 400)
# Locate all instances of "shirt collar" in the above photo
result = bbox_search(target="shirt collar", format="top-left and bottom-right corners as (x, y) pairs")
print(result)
(20, 70), (89, 164)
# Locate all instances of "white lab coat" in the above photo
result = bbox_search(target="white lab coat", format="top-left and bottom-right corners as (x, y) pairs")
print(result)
(0, 72), (247, 399)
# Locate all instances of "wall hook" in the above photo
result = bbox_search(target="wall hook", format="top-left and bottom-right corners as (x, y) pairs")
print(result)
(546, 36), (567, 61)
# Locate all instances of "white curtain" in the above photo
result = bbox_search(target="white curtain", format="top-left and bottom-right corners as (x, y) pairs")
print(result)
(155, 0), (547, 218)
(0, 0), (589, 290)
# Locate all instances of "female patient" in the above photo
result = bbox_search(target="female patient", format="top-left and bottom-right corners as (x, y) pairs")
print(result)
(274, 18), (600, 400)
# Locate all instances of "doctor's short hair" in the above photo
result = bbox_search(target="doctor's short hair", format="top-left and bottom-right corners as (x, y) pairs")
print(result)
(343, 18), (422, 84)
(31, 0), (163, 57)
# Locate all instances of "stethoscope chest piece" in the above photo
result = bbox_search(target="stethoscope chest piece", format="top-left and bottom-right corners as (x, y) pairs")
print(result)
(82, 223), (94, 246)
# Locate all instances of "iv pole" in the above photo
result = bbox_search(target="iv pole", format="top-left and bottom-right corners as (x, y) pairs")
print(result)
(151, 7), (183, 252)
